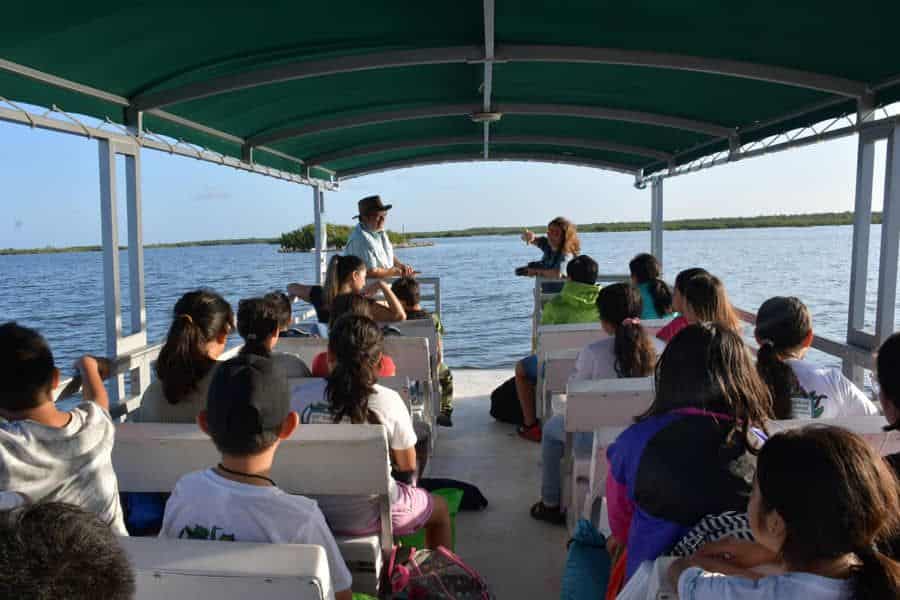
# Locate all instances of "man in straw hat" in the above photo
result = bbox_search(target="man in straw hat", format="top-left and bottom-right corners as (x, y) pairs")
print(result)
(344, 195), (415, 278)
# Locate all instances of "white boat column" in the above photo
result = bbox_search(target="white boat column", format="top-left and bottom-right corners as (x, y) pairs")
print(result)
(98, 139), (150, 406)
(650, 176), (664, 267)
(313, 184), (327, 284)
(845, 120), (900, 385)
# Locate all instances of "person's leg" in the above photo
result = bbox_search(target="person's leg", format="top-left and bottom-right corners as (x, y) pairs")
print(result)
(539, 415), (567, 507)
(436, 363), (453, 426)
(424, 494), (452, 549)
(515, 356), (538, 427)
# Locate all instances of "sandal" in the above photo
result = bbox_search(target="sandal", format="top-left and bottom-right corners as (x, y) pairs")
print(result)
(517, 421), (542, 442)
(530, 501), (566, 525)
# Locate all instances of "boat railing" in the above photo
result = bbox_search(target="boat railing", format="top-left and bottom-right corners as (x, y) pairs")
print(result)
(53, 342), (245, 420)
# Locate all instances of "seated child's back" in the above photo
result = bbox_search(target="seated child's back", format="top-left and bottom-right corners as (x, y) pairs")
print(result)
(160, 353), (352, 598)
(0, 322), (126, 535)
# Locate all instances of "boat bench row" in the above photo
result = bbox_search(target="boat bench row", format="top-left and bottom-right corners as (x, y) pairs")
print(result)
(115, 422), (391, 598)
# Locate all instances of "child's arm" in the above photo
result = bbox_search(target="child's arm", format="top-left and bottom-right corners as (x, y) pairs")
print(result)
(368, 281), (406, 322)
(391, 446), (417, 473)
(76, 356), (111, 413)
(286, 283), (313, 302)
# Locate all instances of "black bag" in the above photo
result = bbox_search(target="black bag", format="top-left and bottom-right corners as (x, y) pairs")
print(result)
(419, 478), (489, 511)
(489, 377), (524, 425)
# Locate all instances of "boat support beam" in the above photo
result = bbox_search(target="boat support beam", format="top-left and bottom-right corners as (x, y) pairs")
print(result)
(313, 185), (327, 284)
(98, 139), (151, 406)
(650, 177), (664, 267)
(845, 121), (900, 385)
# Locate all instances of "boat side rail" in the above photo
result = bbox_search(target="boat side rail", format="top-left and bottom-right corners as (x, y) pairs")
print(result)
(54, 342), (245, 421)
(123, 537), (332, 600)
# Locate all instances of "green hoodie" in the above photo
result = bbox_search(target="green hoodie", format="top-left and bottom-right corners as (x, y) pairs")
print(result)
(540, 280), (601, 325)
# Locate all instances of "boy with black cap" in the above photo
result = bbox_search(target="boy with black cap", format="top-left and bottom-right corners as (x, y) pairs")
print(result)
(159, 352), (352, 600)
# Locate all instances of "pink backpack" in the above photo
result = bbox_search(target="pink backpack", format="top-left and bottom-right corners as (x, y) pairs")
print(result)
(388, 546), (494, 599)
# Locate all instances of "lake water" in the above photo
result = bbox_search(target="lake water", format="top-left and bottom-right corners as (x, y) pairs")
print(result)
(0, 226), (896, 375)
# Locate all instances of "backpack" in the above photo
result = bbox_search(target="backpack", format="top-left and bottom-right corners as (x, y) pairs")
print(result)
(489, 377), (524, 425)
(389, 545), (494, 599)
(419, 478), (488, 511)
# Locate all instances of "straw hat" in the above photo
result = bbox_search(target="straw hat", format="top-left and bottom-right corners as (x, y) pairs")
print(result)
(353, 195), (393, 219)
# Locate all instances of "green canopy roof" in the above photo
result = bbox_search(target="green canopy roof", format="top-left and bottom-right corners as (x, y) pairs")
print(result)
(2, 1), (899, 182)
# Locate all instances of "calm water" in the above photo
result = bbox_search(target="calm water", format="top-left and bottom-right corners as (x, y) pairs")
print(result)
(0, 226), (896, 374)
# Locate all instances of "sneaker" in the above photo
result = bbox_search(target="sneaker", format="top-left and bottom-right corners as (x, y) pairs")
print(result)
(517, 421), (542, 442)
(437, 410), (453, 427)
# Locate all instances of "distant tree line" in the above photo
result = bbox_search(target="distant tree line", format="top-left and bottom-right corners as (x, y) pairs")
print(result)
(279, 223), (408, 252)
(409, 211), (883, 238)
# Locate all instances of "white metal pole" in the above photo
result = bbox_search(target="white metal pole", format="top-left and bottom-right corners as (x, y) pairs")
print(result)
(651, 177), (664, 268)
(124, 150), (151, 395)
(844, 133), (877, 385)
(98, 139), (125, 403)
(875, 124), (900, 342)
(313, 185), (327, 285)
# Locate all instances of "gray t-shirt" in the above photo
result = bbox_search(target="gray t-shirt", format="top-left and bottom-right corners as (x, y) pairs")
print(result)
(133, 367), (217, 424)
(0, 402), (127, 535)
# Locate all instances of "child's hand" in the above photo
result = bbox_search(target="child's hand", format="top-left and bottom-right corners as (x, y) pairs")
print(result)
(75, 355), (113, 380)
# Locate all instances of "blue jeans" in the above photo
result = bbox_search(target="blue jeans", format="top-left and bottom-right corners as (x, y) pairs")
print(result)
(520, 354), (539, 382)
(541, 414), (593, 507)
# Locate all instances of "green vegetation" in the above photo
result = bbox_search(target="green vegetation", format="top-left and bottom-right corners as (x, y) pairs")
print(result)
(279, 223), (408, 252)
(409, 211), (883, 238)
(1, 211), (881, 256)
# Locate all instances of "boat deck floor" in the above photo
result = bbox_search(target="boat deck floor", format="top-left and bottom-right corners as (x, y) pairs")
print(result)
(427, 368), (567, 598)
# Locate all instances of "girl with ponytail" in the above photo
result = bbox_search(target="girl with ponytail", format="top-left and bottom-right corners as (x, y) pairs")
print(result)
(136, 289), (234, 423)
(755, 296), (877, 419)
(670, 425), (900, 600)
(286, 254), (405, 324)
(309, 314), (451, 550)
(530, 283), (661, 524)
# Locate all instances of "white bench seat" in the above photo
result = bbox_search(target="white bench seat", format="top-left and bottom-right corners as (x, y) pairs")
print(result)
(113, 423), (392, 595)
(123, 537), (332, 600)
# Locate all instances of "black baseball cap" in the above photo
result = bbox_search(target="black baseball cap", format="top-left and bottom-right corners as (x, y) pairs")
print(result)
(206, 353), (290, 443)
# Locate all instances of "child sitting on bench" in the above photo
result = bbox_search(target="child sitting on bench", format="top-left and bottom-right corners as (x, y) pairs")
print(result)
(160, 352), (353, 600)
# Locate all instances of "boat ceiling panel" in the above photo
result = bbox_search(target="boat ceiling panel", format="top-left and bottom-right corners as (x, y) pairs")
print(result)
(1, 1), (899, 181)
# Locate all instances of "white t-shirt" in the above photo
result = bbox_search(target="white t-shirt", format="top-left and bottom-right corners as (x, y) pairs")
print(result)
(302, 384), (416, 534)
(679, 567), (852, 600)
(785, 358), (880, 418)
(0, 402), (127, 535)
(570, 336), (665, 383)
(160, 469), (352, 597)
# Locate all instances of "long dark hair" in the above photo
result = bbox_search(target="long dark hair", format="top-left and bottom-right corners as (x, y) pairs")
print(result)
(325, 314), (383, 424)
(325, 254), (365, 304)
(644, 278), (673, 316)
(327, 293), (373, 329)
(237, 297), (280, 358)
(674, 267), (709, 294)
(640, 323), (772, 446)
(596, 283), (656, 378)
(682, 273), (742, 332)
(754, 296), (812, 419)
(155, 290), (234, 405)
(877, 332), (900, 431)
(756, 426), (900, 598)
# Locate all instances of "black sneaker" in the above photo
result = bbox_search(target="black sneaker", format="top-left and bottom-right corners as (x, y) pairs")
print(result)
(437, 410), (453, 427)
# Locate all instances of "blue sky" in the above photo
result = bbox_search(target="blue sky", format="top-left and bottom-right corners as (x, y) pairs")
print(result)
(0, 118), (882, 249)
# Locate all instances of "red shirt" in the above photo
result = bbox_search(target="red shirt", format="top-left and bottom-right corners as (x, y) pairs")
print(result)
(310, 352), (397, 378)
(656, 316), (688, 343)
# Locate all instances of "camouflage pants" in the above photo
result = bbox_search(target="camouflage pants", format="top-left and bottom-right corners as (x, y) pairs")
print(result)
(438, 362), (453, 413)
